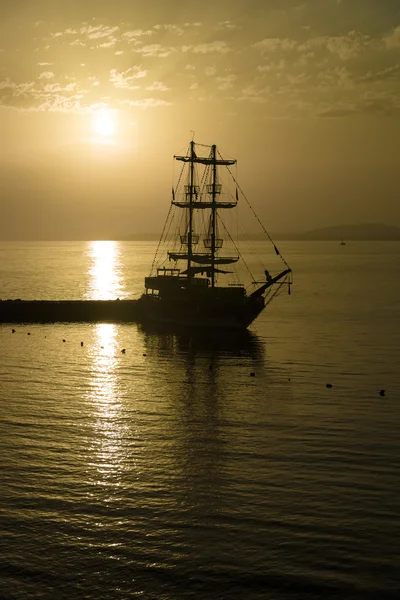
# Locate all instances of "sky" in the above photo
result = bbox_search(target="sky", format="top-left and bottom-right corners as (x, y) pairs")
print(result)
(1, 0), (400, 239)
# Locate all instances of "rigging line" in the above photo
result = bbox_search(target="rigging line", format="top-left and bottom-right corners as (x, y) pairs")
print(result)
(164, 211), (177, 246)
(199, 147), (212, 188)
(151, 202), (173, 275)
(218, 214), (255, 283)
(218, 151), (291, 272)
(196, 161), (210, 206)
(231, 197), (264, 272)
(199, 166), (209, 199)
(200, 163), (209, 186)
(265, 279), (289, 306)
(194, 142), (212, 149)
(174, 143), (190, 194)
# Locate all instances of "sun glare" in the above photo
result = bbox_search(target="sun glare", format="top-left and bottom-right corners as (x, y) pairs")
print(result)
(92, 109), (116, 137)
(87, 240), (123, 300)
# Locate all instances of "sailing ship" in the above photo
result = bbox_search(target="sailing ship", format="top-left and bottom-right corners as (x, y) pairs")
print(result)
(138, 140), (292, 329)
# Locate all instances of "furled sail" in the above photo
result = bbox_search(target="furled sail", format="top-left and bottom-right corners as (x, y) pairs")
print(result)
(175, 155), (236, 166)
(181, 266), (232, 276)
(172, 201), (237, 209)
(168, 252), (239, 265)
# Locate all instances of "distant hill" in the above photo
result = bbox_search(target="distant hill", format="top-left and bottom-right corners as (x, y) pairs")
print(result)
(285, 223), (400, 241)
(235, 223), (400, 242)
(120, 223), (400, 242)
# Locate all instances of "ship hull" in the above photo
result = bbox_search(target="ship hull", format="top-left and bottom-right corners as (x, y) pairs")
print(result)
(137, 292), (265, 330)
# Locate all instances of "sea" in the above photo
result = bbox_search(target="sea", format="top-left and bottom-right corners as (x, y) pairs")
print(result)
(0, 240), (399, 600)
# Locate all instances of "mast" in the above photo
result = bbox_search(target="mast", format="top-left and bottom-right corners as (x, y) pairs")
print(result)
(187, 140), (195, 285)
(211, 144), (217, 288)
(174, 143), (237, 284)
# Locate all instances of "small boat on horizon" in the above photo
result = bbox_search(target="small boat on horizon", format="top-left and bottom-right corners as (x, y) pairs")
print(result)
(138, 139), (292, 329)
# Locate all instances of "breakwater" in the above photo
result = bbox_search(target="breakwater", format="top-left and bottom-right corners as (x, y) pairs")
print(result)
(0, 299), (142, 323)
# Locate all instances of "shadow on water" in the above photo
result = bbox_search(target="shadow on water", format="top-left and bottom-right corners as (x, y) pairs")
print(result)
(137, 321), (265, 360)
(132, 322), (268, 538)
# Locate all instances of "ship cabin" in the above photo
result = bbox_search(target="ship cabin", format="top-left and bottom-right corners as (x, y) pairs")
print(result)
(145, 267), (209, 297)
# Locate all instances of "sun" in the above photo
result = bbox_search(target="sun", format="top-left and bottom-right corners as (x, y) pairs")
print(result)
(91, 109), (116, 137)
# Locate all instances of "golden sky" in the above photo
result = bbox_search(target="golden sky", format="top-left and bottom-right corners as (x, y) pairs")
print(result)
(1, 0), (400, 239)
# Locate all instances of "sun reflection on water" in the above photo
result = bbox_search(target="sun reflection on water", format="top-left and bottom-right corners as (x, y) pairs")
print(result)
(87, 240), (124, 299)
(86, 323), (127, 496)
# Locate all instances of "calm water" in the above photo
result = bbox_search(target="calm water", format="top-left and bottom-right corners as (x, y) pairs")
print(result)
(0, 241), (399, 600)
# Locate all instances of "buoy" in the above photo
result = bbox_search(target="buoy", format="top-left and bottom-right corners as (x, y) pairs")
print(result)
(326, 383), (332, 388)
(250, 372), (255, 377)
(27, 332), (31, 336)
(379, 389), (385, 397)
(143, 353), (147, 357)
(62, 339), (66, 343)
(121, 348), (126, 354)
(11, 329), (15, 333)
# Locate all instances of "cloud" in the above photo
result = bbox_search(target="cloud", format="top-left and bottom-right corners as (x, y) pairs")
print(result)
(0, 77), (84, 112)
(216, 74), (236, 90)
(254, 31), (372, 61)
(146, 81), (170, 91)
(135, 44), (175, 58)
(238, 85), (269, 104)
(122, 30), (153, 42)
(204, 66), (217, 76)
(358, 64), (400, 83)
(382, 25), (400, 49)
(317, 67), (354, 89)
(43, 82), (77, 93)
(47, 24), (121, 50)
(300, 32), (371, 61)
(317, 98), (400, 118)
(33, 96), (83, 112)
(154, 24), (184, 36)
(254, 38), (297, 52)
(247, 23), (400, 117)
(189, 41), (230, 54)
(69, 39), (86, 47)
(218, 21), (241, 31)
(318, 106), (356, 118)
(97, 40), (117, 48)
(39, 71), (54, 80)
(110, 67), (148, 89)
(0, 79), (35, 96)
(80, 25), (119, 40)
(2, 13), (400, 118)
(257, 59), (286, 73)
(119, 98), (171, 108)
